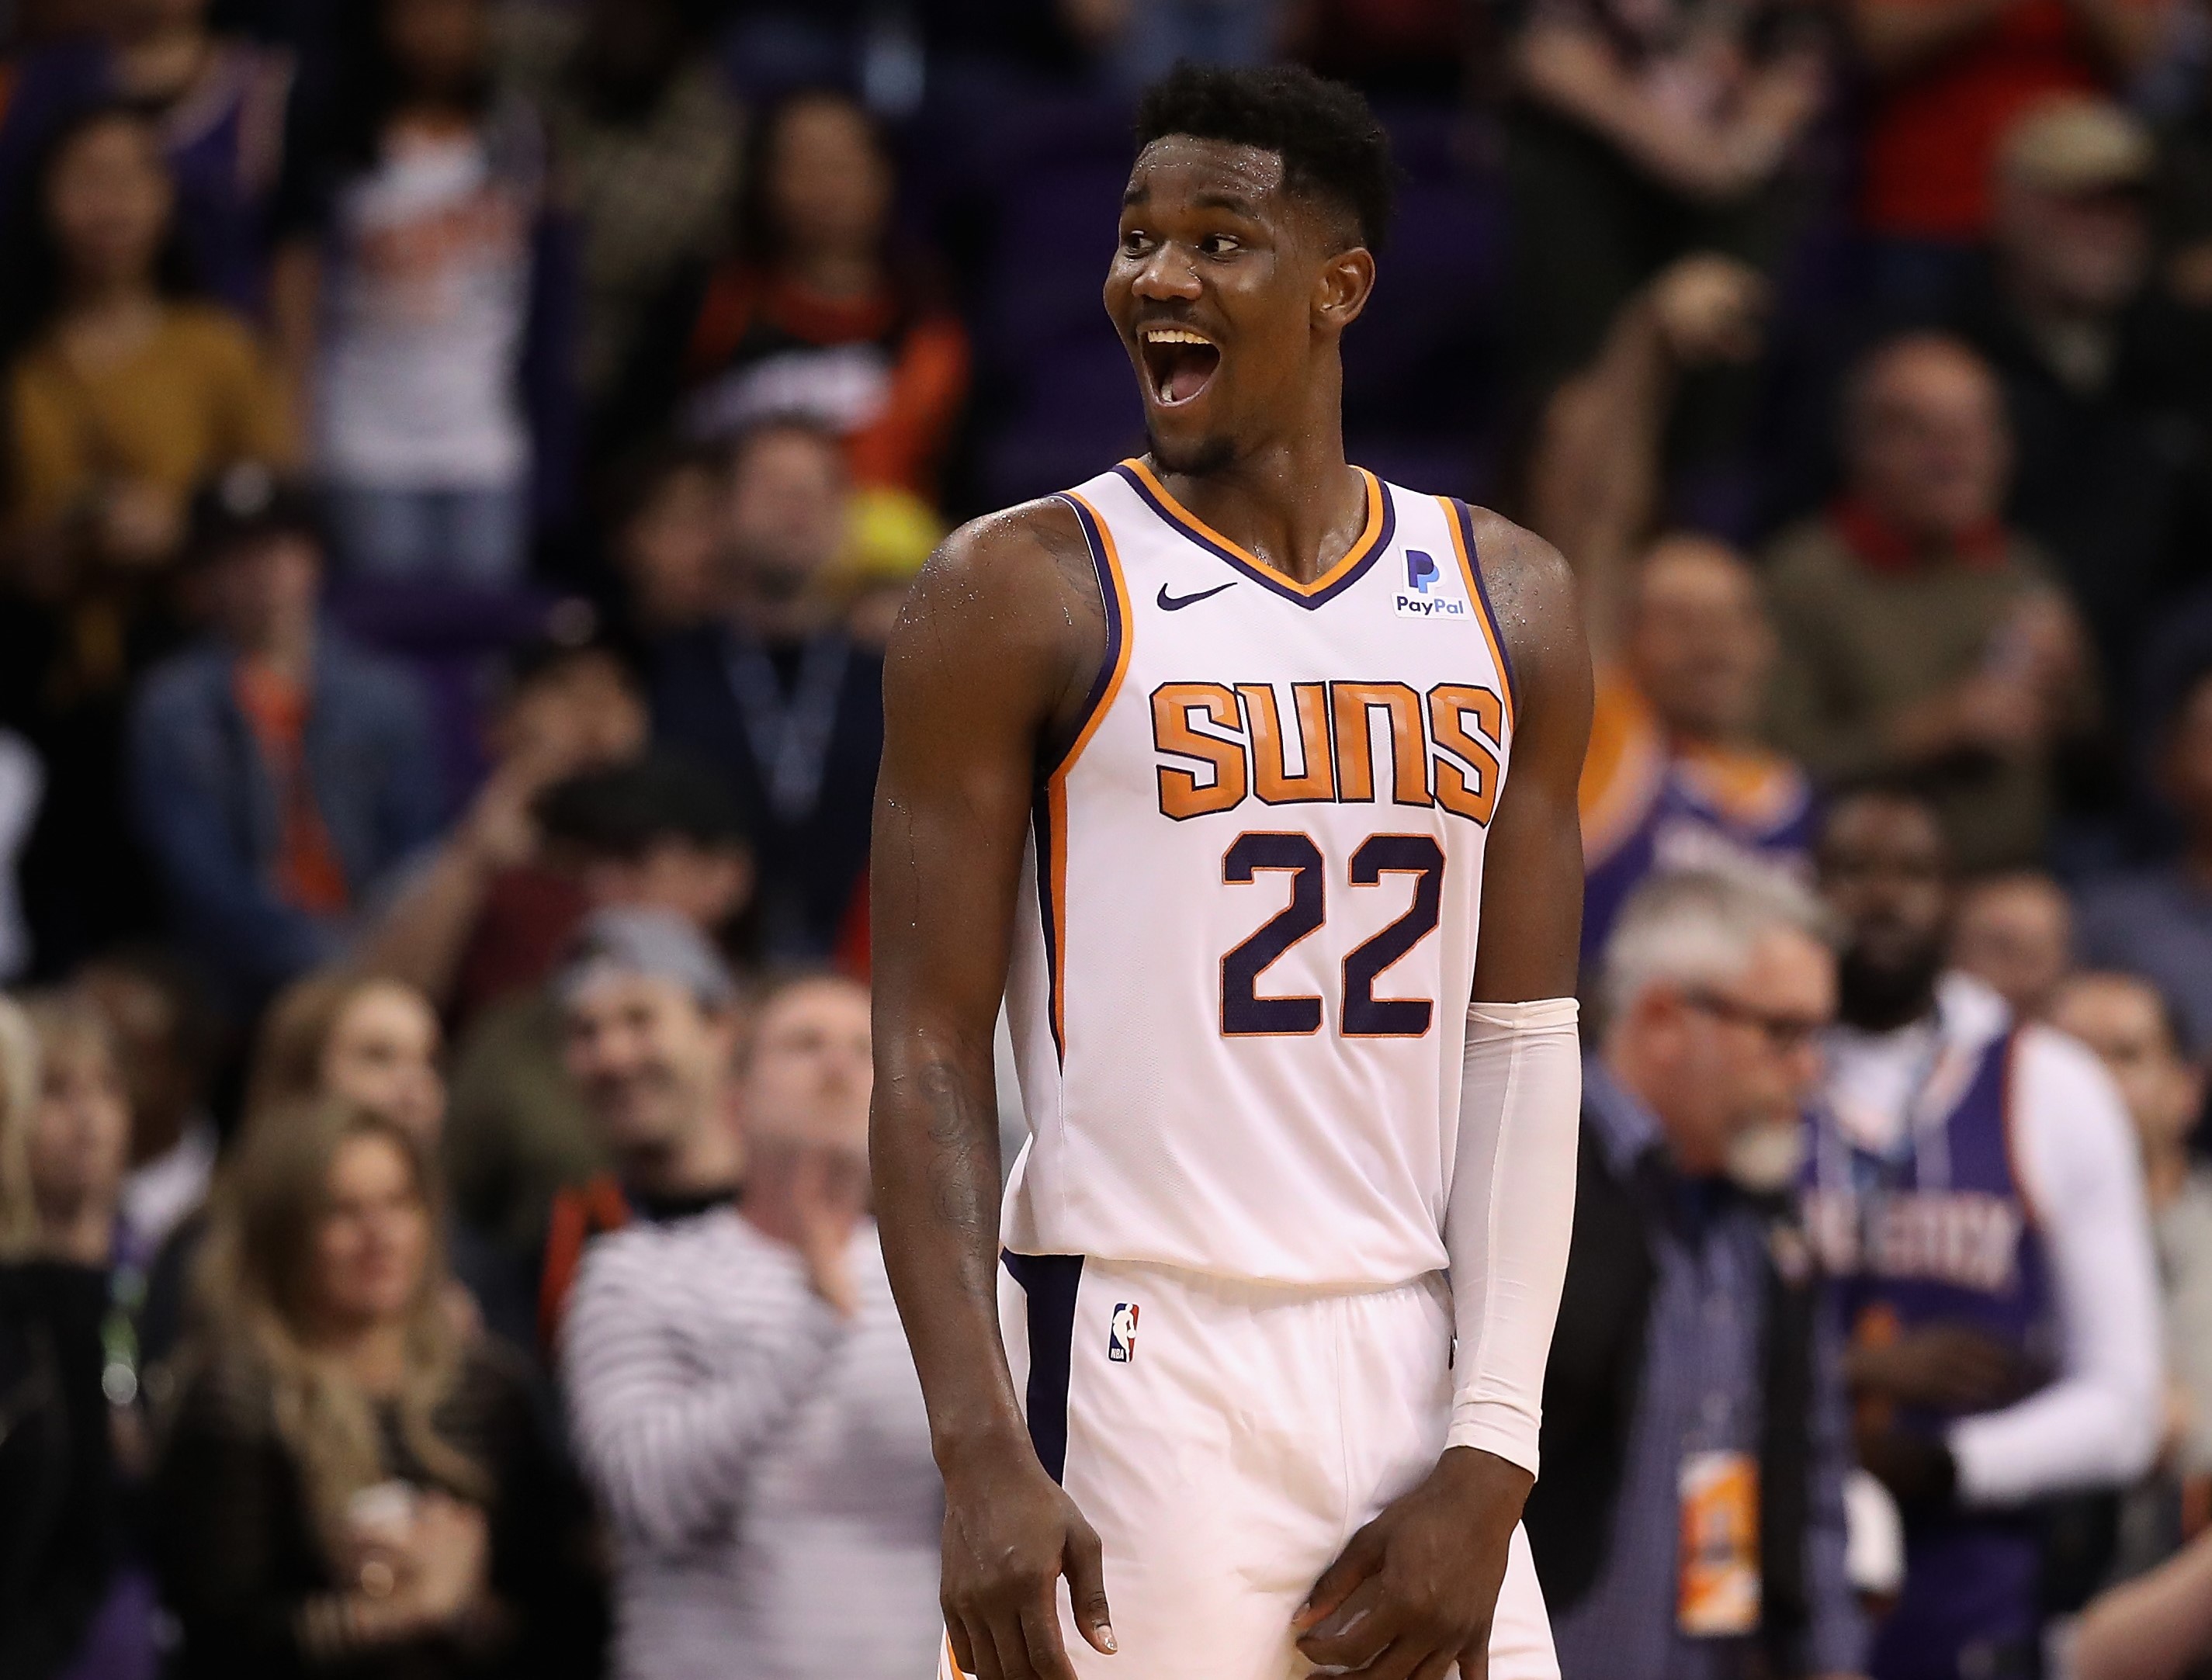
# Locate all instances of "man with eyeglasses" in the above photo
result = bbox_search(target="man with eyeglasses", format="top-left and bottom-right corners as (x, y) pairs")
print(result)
(1527, 865), (1870, 1680)
(1808, 784), (2161, 1680)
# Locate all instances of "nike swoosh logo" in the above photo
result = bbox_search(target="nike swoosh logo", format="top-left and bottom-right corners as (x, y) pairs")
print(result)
(1156, 580), (1238, 611)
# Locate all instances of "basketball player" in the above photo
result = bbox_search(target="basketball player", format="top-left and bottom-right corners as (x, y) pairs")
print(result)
(871, 64), (1592, 1680)
(1807, 785), (2160, 1680)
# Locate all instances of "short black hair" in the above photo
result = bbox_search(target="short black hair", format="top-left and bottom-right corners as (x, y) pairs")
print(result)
(502, 619), (634, 699)
(536, 752), (751, 860)
(1815, 771), (1951, 861)
(1132, 62), (1395, 252)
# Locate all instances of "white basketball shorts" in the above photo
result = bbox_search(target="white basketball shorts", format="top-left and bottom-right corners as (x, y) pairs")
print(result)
(938, 1253), (1557, 1680)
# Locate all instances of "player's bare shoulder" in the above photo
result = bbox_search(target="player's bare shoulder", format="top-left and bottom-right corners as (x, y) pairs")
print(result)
(1459, 504), (1590, 733)
(886, 496), (1108, 738)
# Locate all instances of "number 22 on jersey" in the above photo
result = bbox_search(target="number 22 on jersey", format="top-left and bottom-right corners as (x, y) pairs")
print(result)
(1221, 832), (1444, 1037)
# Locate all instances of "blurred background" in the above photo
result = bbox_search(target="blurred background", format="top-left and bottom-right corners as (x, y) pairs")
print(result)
(6, 0), (2212, 1677)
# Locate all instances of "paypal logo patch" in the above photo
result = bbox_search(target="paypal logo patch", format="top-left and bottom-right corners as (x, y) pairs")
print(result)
(1394, 549), (1467, 619)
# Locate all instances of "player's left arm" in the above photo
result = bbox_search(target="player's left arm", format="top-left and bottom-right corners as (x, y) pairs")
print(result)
(1296, 511), (1591, 1680)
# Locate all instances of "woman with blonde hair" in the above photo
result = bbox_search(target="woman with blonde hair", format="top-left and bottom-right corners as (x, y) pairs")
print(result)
(17, 992), (136, 1272)
(0, 995), (120, 1677)
(141, 966), (528, 1370)
(247, 969), (445, 1145)
(152, 1096), (598, 1678)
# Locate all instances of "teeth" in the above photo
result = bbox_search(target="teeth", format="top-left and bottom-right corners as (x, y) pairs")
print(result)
(1142, 327), (1212, 345)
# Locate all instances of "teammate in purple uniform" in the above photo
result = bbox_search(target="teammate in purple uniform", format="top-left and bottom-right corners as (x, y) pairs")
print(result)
(1805, 786), (2161, 1680)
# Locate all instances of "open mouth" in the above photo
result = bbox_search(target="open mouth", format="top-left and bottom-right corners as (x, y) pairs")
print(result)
(1139, 325), (1222, 408)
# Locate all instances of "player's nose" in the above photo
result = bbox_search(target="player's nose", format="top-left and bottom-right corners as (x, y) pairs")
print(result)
(1129, 244), (1202, 301)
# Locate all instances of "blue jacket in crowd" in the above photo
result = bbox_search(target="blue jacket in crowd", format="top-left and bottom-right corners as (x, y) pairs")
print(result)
(127, 632), (441, 1003)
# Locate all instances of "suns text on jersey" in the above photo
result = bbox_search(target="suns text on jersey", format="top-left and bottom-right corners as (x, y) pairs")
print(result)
(1803, 1188), (2027, 1295)
(1149, 679), (1505, 823)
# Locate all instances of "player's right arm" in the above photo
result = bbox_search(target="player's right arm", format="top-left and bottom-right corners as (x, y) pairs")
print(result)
(869, 501), (1115, 1680)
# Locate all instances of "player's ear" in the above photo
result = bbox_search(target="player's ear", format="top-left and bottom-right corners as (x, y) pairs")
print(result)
(1316, 244), (1376, 331)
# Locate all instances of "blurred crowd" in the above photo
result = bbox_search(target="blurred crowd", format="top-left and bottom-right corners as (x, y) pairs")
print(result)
(6, 0), (2212, 1678)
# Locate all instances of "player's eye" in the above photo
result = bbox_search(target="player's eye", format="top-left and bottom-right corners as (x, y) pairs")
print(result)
(1199, 234), (1241, 257)
(1120, 228), (1153, 257)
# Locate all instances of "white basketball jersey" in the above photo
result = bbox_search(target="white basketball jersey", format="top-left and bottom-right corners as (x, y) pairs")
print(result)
(1001, 459), (1518, 1287)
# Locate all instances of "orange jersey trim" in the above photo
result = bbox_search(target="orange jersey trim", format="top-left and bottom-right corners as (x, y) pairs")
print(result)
(1437, 496), (1517, 735)
(1039, 490), (1135, 1060)
(1122, 458), (1389, 599)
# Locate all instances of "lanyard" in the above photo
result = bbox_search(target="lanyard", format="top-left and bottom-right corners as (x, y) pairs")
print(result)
(1818, 1006), (1959, 1270)
(723, 631), (849, 829)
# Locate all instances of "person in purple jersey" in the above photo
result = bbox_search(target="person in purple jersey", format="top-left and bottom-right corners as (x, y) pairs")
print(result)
(1804, 784), (2162, 1680)
(1576, 535), (1817, 968)
(1522, 255), (1816, 969)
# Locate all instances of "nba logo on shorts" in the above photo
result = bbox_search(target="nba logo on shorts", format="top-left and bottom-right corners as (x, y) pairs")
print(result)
(1406, 550), (1439, 594)
(1108, 1303), (1139, 1363)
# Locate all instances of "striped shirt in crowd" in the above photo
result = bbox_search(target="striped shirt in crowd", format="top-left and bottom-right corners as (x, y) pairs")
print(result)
(561, 1208), (943, 1680)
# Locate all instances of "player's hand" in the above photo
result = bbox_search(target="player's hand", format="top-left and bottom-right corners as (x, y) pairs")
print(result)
(1648, 254), (1769, 367)
(1293, 1446), (1529, 1680)
(1845, 1323), (2032, 1415)
(1854, 1425), (1957, 1511)
(940, 1442), (1115, 1680)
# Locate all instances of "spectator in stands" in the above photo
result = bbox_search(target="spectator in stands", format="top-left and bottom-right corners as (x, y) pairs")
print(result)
(443, 756), (753, 1259)
(1574, 532), (1819, 966)
(2050, 972), (2212, 1479)
(633, 88), (968, 504)
(127, 465), (441, 1007)
(152, 1096), (602, 1679)
(0, 104), (293, 972)
(1528, 869), (1864, 1680)
(98, 0), (294, 312)
(563, 971), (941, 1680)
(2077, 666), (2212, 1050)
(0, 0), (290, 313)
(271, 0), (557, 584)
(20, 994), (135, 1275)
(1503, 0), (1825, 396)
(652, 419), (881, 960)
(501, 0), (741, 408)
(249, 970), (527, 1349)
(1763, 334), (2094, 871)
(76, 946), (221, 1256)
(1849, 0), (2169, 293)
(0, 103), (292, 575)
(248, 972), (445, 1142)
(1947, 869), (2072, 1019)
(1943, 98), (2211, 688)
(21, 990), (165, 1678)
(0, 997), (116, 1680)
(1530, 255), (1818, 963)
(140, 967), (526, 1370)
(1807, 785), (2161, 1680)
(603, 444), (727, 654)
(356, 638), (650, 1019)
(533, 908), (747, 1353)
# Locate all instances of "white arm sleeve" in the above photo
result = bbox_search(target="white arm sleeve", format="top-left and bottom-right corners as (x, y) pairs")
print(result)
(1443, 996), (1583, 1477)
(1947, 1028), (2163, 1507)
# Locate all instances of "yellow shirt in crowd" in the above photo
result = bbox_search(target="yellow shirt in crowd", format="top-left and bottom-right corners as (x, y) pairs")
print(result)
(5, 302), (293, 534)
